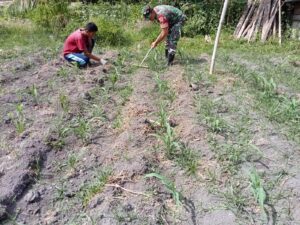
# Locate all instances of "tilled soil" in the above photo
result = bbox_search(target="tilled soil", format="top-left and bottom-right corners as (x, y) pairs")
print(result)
(0, 50), (300, 225)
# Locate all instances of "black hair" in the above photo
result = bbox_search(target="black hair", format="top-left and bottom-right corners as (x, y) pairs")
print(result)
(85, 22), (98, 32)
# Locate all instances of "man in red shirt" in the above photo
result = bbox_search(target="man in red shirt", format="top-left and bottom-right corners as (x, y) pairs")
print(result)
(63, 22), (104, 67)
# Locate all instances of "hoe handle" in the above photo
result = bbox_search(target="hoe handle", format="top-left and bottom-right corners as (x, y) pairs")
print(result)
(140, 48), (153, 66)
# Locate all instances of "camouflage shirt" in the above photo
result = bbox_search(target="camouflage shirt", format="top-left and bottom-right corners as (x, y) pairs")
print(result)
(153, 5), (184, 28)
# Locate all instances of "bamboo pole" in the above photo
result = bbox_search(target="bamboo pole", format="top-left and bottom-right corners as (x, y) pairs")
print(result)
(278, 0), (282, 45)
(210, 0), (229, 75)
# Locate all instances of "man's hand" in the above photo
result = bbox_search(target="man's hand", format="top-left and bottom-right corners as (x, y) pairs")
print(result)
(151, 41), (158, 49)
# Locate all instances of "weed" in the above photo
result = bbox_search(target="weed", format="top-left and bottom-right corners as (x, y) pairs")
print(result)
(113, 111), (123, 129)
(113, 209), (138, 223)
(176, 145), (199, 175)
(205, 116), (227, 133)
(145, 173), (182, 206)
(72, 117), (91, 144)
(55, 180), (66, 201)
(222, 184), (246, 214)
(254, 75), (277, 98)
(79, 169), (112, 206)
(57, 66), (69, 78)
(91, 104), (106, 121)
(59, 93), (70, 113)
(119, 85), (133, 104)
(67, 153), (78, 170)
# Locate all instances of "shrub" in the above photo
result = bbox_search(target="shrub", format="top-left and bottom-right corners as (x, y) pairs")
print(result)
(93, 17), (132, 46)
(27, 0), (70, 32)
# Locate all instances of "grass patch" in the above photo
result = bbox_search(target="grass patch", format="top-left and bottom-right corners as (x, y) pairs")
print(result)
(78, 169), (112, 206)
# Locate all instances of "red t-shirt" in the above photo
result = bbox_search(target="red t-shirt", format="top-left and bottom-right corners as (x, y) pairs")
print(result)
(63, 29), (88, 56)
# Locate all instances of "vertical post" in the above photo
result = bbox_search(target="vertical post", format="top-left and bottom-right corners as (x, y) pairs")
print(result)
(278, 0), (282, 45)
(210, 0), (229, 75)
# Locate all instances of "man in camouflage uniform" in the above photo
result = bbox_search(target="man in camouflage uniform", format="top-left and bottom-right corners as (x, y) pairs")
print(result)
(142, 5), (186, 65)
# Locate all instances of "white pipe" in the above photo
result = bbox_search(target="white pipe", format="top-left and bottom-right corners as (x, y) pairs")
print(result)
(210, 0), (229, 75)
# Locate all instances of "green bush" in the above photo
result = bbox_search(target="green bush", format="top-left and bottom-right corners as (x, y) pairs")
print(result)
(93, 17), (133, 46)
(28, 0), (70, 32)
(140, 23), (160, 41)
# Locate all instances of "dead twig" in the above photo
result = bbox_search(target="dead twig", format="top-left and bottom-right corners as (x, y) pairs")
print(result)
(105, 184), (149, 197)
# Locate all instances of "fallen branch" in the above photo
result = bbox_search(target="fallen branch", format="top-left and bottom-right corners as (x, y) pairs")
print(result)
(105, 184), (149, 197)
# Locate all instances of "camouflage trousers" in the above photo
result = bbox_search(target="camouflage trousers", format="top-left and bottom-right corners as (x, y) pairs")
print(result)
(166, 17), (185, 54)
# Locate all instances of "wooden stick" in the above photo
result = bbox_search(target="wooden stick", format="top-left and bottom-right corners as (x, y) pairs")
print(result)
(278, 0), (282, 45)
(140, 48), (153, 66)
(210, 0), (229, 75)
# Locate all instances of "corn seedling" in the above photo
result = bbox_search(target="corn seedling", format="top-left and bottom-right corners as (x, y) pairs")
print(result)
(47, 119), (70, 150)
(155, 122), (180, 158)
(157, 103), (168, 128)
(155, 73), (169, 94)
(28, 84), (39, 104)
(249, 169), (267, 217)
(10, 103), (26, 134)
(145, 173), (182, 206)
(109, 66), (120, 90)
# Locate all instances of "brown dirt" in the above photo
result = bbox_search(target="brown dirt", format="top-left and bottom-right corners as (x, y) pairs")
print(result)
(1, 50), (300, 225)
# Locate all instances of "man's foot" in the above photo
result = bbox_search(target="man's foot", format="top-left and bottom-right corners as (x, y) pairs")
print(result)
(167, 53), (175, 66)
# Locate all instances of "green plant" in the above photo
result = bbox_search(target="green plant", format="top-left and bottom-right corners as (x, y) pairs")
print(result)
(157, 103), (168, 128)
(112, 112), (123, 129)
(145, 173), (182, 206)
(94, 17), (132, 46)
(205, 116), (227, 133)
(119, 85), (133, 103)
(9, 103), (26, 134)
(47, 118), (70, 150)
(55, 180), (66, 201)
(59, 93), (70, 113)
(91, 104), (106, 120)
(57, 66), (69, 78)
(155, 122), (180, 158)
(176, 145), (199, 175)
(72, 117), (91, 144)
(79, 169), (112, 206)
(109, 67), (119, 90)
(28, 84), (39, 104)
(222, 185), (246, 214)
(155, 73), (169, 94)
(249, 169), (267, 215)
(28, 0), (70, 32)
(67, 153), (78, 170)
